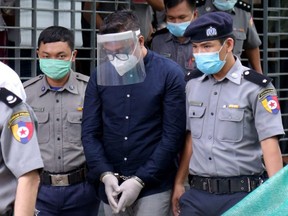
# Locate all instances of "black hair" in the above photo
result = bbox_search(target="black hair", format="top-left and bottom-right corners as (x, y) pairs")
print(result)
(37, 26), (74, 50)
(164, 0), (196, 10)
(99, 10), (141, 34)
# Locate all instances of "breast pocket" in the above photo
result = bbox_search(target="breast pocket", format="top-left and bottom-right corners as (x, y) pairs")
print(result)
(67, 112), (82, 142)
(35, 112), (50, 144)
(188, 106), (206, 139)
(216, 108), (244, 142)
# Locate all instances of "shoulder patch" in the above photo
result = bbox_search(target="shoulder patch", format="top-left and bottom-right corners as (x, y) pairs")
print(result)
(23, 75), (44, 88)
(0, 87), (22, 108)
(235, 0), (252, 12)
(185, 69), (203, 82)
(258, 88), (280, 114)
(74, 72), (89, 82)
(243, 70), (272, 87)
(196, 0), (206, 7)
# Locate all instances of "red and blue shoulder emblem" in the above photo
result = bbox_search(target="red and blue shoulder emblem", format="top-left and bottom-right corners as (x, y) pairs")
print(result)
(9, 111), (34, 144)
(259, 88), (280, 114)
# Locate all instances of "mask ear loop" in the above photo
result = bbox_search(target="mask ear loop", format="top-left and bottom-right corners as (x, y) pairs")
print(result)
(69, 51), (75, 62)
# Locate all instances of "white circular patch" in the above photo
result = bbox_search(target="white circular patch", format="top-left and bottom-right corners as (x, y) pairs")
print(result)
(17, 126), (30, 138)
(268, 99), (277, 110)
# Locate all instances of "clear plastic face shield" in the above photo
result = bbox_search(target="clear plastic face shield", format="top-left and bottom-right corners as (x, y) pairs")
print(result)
(97, 30), (146, 86)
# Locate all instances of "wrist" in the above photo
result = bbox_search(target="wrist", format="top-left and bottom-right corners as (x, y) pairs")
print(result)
(130, 176), (145, 188)
(100, 171), (115, 182)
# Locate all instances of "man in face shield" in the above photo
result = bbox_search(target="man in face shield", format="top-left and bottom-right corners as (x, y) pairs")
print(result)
(82, 10), (186, 215)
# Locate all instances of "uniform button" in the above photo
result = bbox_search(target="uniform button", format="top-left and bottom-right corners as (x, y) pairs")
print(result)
(244, 71), (249, 75)
(127, 94), (130, 98)
(69, 85), (74, 90)
(56, 99), (59, 103)
(125, 116), (129, 119)
(214, 92), (217, 95)
(56, 118), (60, 121)
(124, 137), (128, 140)
(58, 156), (61, 159)
(262, 79), (267, 83)
(231, 73), (238, 79)
(57, 137), (60, 141)
(41, 86), (45, 91)
(124, 157), (127, 161)
(211, 112), (214, 116)
(209, 157), (212, 160)
(205, 6), (211, 12)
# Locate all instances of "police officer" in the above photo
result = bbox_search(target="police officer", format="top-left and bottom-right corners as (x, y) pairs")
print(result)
(0, 62), (44, 216)
(23, 26), (100, 215)
(197, 0), (262, 73)
(172, 12), (284, 216)
(151, 0), (197, 74)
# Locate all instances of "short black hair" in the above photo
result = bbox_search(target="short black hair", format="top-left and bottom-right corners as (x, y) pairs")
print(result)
(164, 0), (196, 10)
(37, 26), (74, 50)
(99, 10), (141, 34)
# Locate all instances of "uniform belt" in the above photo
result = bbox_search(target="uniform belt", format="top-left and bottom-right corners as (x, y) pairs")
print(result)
(40, 167), (86, 186)
(189, 175), (264, 194)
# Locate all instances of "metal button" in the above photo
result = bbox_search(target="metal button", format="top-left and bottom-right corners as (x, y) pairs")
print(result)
(244, 71), (249, 75)
(124, 137), (128, 140)
(69, 85), (74, 90)
(127, 94), (130, 98)
(125, 116), (129, 119)
(41, 86), (45, 91)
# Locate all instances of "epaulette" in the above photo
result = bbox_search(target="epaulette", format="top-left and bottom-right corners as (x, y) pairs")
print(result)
(196, 0), (206, 7)
(235, 0), (252, 12)
(185, 69), (203, 82)
(151, 27), (169, 38)
(23, 74), (44, 88)
(74, 72), (89, 82)
(0, 87), (22, 108)
(243, 70), (272, 87)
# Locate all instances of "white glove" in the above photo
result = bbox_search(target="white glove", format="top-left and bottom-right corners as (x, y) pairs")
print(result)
(116, 177), (144, 213)
(102, 174), (121, 213)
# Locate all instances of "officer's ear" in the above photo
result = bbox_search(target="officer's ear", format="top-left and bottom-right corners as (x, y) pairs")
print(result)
(226, 37), (234, 53)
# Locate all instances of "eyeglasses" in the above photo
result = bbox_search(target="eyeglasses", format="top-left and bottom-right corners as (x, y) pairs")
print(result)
(107, 53), (129, 61)
(105, 47), (131, 61)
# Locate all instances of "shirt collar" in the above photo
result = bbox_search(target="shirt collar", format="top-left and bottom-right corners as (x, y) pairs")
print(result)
(224, 56), (243, 85)
(38, 70), (79, 96)
(197, 56), (243, 84)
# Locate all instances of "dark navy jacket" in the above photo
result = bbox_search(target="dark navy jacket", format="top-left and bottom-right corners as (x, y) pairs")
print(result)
(81, 50), (186, 203)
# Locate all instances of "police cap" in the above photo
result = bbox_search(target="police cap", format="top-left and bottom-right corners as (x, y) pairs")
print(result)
(184, 11), (233, 42)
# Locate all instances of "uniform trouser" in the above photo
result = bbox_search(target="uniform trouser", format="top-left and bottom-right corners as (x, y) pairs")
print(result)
(103, 190), (173, 216)
(179, 188), (248, 216)
(36, 181), (100, 216)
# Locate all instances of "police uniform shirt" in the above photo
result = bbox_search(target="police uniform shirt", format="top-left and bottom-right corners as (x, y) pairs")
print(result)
(23, 71), (88, 173)
(186, 57), (284, 177)
(0, 96), (44, 214)
(197, 0), (261, 58)
(151, 30), (195, 74)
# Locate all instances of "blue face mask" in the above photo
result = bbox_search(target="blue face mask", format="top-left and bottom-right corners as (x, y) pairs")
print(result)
(166, 21), (191, 37)
(194, 43), (227, 75)
(213, 0), (237, 11)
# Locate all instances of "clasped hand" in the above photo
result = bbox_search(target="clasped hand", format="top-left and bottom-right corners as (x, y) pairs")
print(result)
(102, 174), (143, 213)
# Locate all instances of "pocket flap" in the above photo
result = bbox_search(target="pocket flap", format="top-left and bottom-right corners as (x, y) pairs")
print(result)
(219, 109), (244, 122)
(67, 112), (82, 124)
(189, 106), (206, 118)
(35, 112), (49, 124)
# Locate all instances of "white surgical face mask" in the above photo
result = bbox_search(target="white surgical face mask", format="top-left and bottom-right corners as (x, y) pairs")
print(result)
(110, 55), (139, 76)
